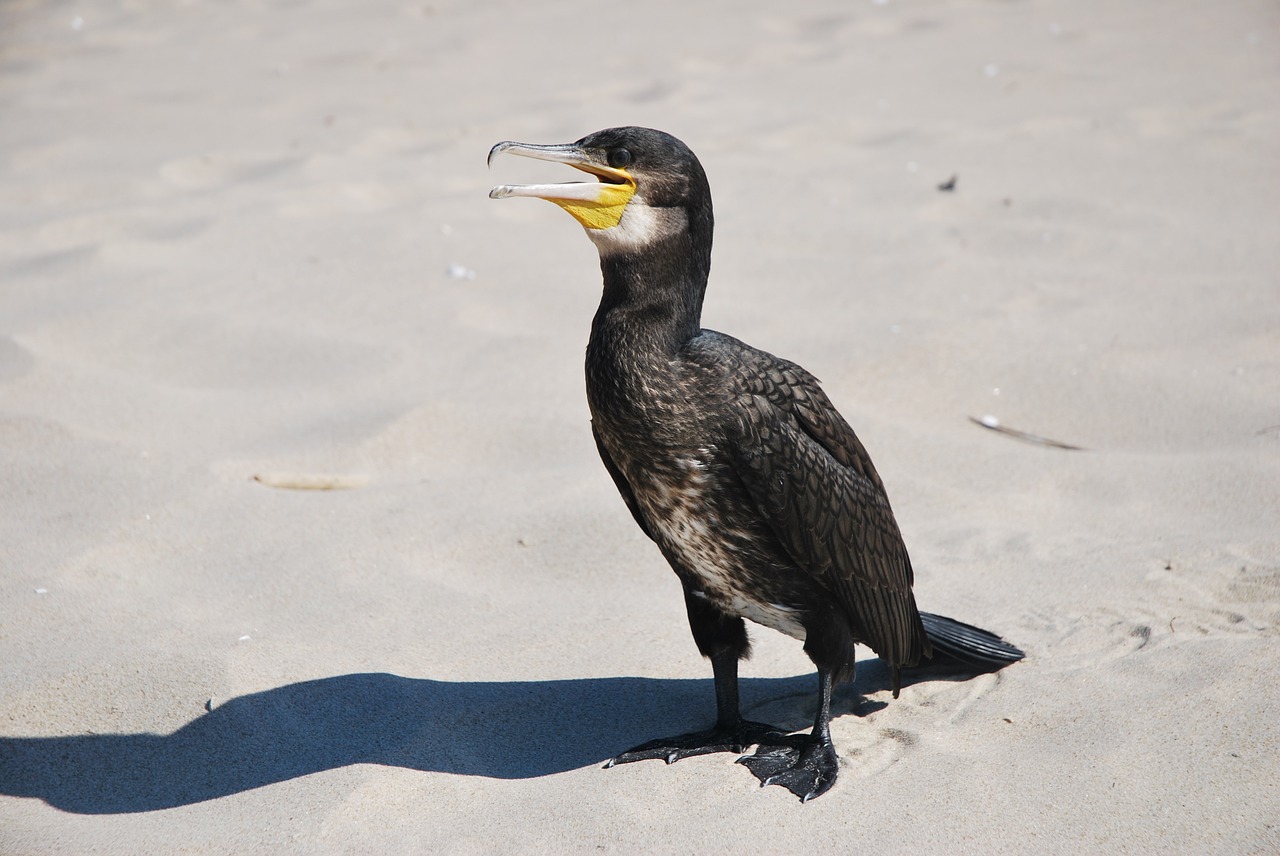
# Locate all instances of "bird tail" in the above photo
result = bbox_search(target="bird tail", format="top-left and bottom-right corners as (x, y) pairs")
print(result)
(919, 611), (1024, 670)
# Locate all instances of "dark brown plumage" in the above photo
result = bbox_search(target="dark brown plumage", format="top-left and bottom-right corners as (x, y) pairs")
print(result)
(489, 126), (1022, 801)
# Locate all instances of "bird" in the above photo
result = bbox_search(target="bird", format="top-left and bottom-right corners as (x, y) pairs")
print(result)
(488, 127), (1022, 802)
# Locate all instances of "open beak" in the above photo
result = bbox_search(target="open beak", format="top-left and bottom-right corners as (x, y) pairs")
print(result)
(488, 140), (636, 230)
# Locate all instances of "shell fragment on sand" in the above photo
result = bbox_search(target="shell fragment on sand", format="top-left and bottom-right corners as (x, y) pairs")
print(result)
(251, 473), (369, 491)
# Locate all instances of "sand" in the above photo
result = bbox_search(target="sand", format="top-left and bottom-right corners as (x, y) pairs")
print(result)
(1, 0), (1278, 852)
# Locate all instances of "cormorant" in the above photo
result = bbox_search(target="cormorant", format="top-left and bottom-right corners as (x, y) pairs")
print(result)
(488, 127), (1022, 802)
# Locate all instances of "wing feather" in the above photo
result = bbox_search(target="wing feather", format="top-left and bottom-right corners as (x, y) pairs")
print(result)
(714, 344), (929, 670)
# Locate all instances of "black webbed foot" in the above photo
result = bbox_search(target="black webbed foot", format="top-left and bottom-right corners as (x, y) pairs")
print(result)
(605, 719), (786, 767)
(737, 733), (839, 802)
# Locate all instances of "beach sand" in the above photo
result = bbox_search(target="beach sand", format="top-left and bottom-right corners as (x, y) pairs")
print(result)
(2, 0), (1278, 852)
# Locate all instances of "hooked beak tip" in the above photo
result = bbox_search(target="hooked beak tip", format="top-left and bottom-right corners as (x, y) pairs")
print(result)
(487, 140), (519, 169)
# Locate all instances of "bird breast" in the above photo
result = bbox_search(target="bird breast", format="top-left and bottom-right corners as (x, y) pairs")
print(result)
(633, 456), (807, 642)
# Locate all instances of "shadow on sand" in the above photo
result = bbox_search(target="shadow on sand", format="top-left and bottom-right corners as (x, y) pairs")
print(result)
(0, 660), (971, 814)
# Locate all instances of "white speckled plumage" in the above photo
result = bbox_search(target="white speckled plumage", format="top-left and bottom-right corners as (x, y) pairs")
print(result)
(637, 464), (808, 642)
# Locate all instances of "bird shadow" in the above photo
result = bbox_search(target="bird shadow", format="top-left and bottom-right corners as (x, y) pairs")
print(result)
(0, 660), (979, 815)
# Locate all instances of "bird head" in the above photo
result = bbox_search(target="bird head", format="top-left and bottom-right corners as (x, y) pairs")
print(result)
(488, 127), (711, 258)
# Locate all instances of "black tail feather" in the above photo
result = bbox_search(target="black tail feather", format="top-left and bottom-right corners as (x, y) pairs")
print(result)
(919, 612), (1024, 670)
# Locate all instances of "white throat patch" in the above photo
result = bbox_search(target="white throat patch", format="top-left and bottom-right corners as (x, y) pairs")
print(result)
(586, 194), (687, 256)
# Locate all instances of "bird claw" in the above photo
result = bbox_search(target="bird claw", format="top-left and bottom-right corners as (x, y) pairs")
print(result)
(606, 719), (786, 768)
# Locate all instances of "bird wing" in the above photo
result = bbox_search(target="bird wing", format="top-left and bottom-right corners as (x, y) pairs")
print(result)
(735, 350), (890, 496)
(702, 335), (927, 670)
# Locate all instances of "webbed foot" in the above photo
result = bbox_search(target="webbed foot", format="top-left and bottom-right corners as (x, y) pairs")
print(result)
(605, 719), (786, 767)
(737, 734), (839, 802)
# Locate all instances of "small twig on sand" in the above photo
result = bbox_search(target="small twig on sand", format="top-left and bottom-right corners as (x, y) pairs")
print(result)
(969, 415), (1085, 451)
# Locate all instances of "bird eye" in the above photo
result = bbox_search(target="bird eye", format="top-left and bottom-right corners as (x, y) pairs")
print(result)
(607, 148), (632, 169)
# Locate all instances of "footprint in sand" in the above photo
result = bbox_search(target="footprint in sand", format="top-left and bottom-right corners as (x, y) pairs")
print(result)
(832, 671), (1010, 778)
(1019, 606), (1161, 674)
(1021, 556), (1277, 676)
(832, 722), (920, 779)
(1147, 557), (1279, 637)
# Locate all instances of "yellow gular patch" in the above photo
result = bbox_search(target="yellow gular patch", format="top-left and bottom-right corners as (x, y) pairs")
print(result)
(552, 179), (635, 230)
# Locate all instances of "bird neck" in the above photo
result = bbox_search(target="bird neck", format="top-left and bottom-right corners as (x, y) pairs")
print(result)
(585, 198), (714, 420)
(589, 229), (710, 358)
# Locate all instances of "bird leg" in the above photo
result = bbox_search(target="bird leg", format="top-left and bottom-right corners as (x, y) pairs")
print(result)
(606, 649), (787, 767)
(737, 668), (840, 802)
